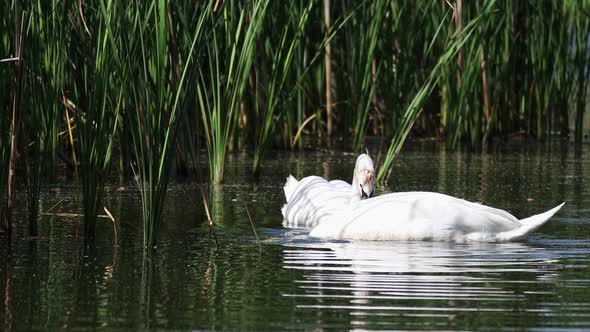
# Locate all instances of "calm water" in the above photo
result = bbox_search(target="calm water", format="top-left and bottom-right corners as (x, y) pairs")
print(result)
(1, 142), (590, 331)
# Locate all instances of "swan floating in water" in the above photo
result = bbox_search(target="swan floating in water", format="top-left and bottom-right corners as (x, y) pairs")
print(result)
(282, 154), (564, 242)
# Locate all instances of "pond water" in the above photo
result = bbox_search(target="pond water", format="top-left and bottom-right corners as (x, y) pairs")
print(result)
(1, 142), (590, 330)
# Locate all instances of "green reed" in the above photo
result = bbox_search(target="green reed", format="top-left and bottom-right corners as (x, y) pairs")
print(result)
(196, 0), (269, 184)
(2, 0), (26, 234)
(68, 0), (123, 242)
(124, 0), (209, 247)
(21, 0), (65, 235)
(251, 1), (314, 174)
(345, 0), (388, 151)
(568, 1), (590, 142)
(377, 0), (494, 183)
(0, 3), (13, 225)
(437, 1), (590, 145)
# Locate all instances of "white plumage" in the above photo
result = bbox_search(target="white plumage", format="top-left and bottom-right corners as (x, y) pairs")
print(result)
(282, 154), (564, 242)
(282, 175), (352, 228)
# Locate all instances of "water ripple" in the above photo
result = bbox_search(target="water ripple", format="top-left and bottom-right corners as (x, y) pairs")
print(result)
(271, 229), (589, 330)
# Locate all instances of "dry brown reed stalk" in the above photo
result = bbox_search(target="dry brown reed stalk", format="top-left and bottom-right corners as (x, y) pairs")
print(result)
(243, 203), (260, 249)
(190, 139), (214, 234)
(454, 0), (464, 85)
(43, 198), (66, 215)
(78, 0), (90, 36)
(291, 114), (317, 148)
(0, 57), (19, 63)
(193, 110), (213, 230)
(324, 0), (332, 137)
(63, 92), (81, 237)
(201, 189), (212, 227)
(5, 8), (26, 238)
(41, 212), (110, 218)
(476, 0), (490, 125)
(61, 94), (78, 170)
(103, 207), (118, 248)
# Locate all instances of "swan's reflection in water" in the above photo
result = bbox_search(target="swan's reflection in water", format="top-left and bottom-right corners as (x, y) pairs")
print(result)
(273, 229), (566, 330)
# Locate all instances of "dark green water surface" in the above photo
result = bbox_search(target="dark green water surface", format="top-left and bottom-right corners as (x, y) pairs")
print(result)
(2, 143), (590, 330)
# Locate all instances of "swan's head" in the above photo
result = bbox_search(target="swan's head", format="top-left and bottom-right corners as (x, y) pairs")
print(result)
(352, 154), (375, 202)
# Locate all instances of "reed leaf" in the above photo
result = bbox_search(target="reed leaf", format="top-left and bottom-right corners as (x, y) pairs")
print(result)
(125, 0), (210, 247)
(0, 2), (15, 223)
(251, 0), (314, 174)
(196, 0), (269, 184)
(19, 0), (65, 234)
(69, 0), (124, 242)
(377, 0), (495, 183)
(349, 0), (388, 151)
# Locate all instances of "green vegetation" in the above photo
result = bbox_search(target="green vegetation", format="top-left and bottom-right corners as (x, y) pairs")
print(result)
(196, 0), (269, 184)
(72, 0), (123, 243)
(125, 1), (210, 247)
(2, 0), (590, 244)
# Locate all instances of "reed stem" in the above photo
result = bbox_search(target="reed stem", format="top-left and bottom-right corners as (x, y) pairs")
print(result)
(5, 7), (26, 238)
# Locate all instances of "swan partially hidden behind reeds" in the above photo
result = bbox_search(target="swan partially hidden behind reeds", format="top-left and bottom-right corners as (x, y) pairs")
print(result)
(282, 154), (564, 242)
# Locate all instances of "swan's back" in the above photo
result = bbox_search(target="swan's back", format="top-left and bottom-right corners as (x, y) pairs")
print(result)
(310, 192), (524, 242)
(282, 175), (351, 228)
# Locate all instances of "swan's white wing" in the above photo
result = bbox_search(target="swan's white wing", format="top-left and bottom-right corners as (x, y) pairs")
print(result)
(282, 176), (352, 228)
(310, 192), (523, 242)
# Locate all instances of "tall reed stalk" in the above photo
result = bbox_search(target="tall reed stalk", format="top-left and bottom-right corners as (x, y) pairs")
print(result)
(71, 0), (123, 242)
(5, 0), (26, 237)
(377, 0), (494, 183)
(0, 2), (15, 228)
(22, 0), (64, 235)
(251, 1), (314, 174)
(196, 0), (269, 184)
(348, 0), (388, 151)
(0, 94), (8, 226)
(125, 1), (209, 247)
(569, 1), (590, 142)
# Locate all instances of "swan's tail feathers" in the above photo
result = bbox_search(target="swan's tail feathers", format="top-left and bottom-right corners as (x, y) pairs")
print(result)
(496, 202), (565, 242)
(283, 175), (299, 202)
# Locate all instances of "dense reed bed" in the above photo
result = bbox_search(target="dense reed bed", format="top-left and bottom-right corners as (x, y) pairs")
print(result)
(1, 0), (589, 246)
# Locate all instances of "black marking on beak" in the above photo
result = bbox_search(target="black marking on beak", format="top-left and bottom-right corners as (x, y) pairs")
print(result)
(360, 184), (369, 199)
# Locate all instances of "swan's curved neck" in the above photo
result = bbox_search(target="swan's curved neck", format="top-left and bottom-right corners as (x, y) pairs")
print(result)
(350, 180), (363, 203)
(351, 174), (362, 203)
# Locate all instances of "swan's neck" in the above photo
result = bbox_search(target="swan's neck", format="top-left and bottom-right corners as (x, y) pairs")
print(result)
(351, 173), (361, 203)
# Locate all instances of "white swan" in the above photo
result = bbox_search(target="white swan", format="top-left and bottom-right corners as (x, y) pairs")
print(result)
(283, 154), (564, 242)
(282, 154), (375, 228)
